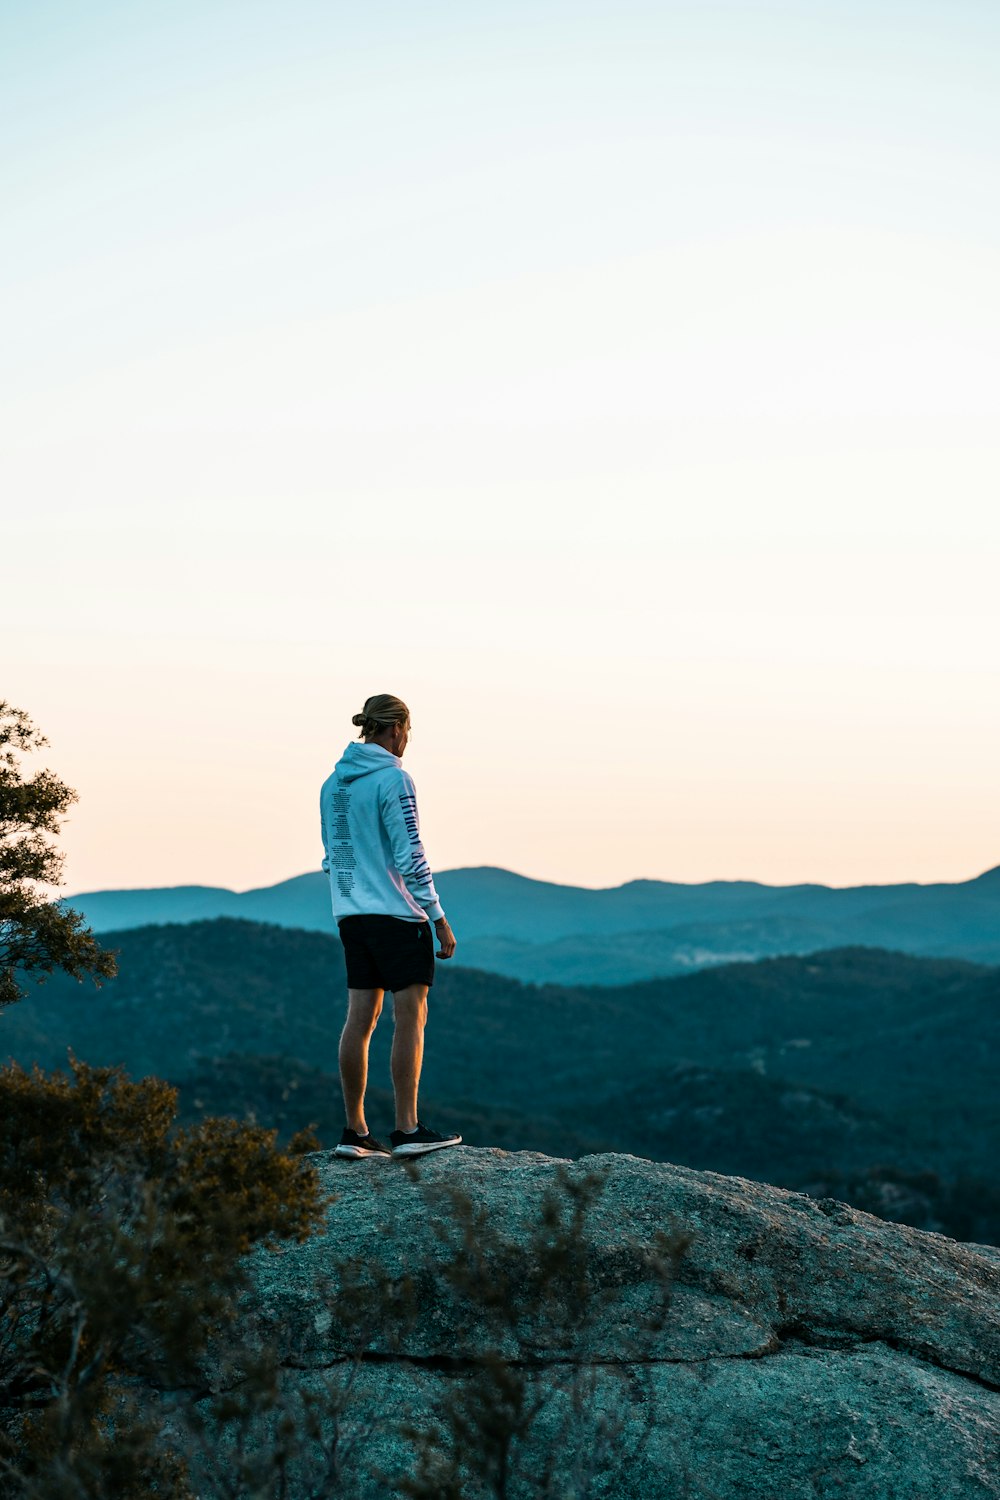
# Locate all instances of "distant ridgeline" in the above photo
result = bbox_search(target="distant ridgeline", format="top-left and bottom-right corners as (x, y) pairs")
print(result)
(7, 918), (1000, 1246)
(61, 862), (1000, 986)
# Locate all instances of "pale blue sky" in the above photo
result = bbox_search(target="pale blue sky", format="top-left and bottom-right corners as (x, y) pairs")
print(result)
(4, 1), (999, 892)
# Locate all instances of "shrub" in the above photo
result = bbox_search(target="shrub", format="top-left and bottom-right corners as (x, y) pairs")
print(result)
(0, 1056), (324, 1498)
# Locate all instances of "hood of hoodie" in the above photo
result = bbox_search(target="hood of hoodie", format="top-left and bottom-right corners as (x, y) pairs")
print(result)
(333, 741), (401, 784)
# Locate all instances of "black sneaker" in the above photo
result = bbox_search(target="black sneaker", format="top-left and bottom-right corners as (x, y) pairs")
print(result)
(335, 1128), (391, 1159)
(390, 1122), (463, 1158)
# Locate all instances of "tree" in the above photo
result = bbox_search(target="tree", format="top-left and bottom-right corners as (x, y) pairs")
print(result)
(0, 1056), (325, 1498)
(0, 701), (116, 1008)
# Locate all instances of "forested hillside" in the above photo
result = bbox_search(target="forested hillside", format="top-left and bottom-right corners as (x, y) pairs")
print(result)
(6, 918), (999, 1243)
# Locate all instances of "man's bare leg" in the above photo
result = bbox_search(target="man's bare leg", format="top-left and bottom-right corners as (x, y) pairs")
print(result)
(339, 987), (384, 1135)
(391, 983), (429, 1133)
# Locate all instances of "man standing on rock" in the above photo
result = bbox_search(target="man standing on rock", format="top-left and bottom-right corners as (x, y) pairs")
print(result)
(320, 694), (462, 1161)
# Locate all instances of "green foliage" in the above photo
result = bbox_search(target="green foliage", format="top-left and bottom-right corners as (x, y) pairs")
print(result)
(0, 702), (116, 1009)
(0, 1056), (324, 1497)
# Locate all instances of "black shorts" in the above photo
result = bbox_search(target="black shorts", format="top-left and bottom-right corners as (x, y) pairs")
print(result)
(337, 914), (435, 991)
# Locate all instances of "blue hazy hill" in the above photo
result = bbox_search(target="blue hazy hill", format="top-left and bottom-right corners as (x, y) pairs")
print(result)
(61, 862), (1000, 985)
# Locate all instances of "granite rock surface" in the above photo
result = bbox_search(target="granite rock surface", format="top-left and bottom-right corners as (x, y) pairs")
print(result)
(235, 1147), (1000, 1498)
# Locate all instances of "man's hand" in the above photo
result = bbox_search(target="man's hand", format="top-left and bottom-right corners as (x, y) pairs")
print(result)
(434, 916), (456, 959)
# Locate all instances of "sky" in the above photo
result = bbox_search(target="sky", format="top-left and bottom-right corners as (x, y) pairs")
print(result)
(3, 0), (999, 896)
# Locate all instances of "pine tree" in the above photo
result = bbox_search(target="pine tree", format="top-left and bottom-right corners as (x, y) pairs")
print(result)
(0, 700), (116, 1008)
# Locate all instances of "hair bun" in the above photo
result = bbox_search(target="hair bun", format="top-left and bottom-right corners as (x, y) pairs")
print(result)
(350, 694), (409, 740)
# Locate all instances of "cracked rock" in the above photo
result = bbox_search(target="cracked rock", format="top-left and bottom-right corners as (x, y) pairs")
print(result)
(232, 1147), (1000, 1497)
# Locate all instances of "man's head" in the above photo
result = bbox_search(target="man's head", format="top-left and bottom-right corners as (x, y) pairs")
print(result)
(352, 695), (411, 758)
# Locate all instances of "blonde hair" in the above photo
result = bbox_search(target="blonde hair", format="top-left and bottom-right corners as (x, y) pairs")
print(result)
(352, 694), (410, 741)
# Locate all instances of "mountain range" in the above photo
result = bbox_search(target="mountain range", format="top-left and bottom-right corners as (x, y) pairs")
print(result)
(62, 862), (1000, 985)
(6, 918), (1000, 1244)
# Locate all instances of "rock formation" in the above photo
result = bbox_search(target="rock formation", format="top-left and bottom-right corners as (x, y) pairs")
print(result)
(237, 1148), (1000, 1498)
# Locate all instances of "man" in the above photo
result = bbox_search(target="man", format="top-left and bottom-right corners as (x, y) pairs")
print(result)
(319, 694), (461, 1160)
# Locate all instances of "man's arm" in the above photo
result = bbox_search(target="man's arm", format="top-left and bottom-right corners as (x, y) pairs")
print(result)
(379, 771), (447, 923)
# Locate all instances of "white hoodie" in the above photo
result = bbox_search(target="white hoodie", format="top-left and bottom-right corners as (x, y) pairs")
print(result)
(319, 742), (445, 924)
